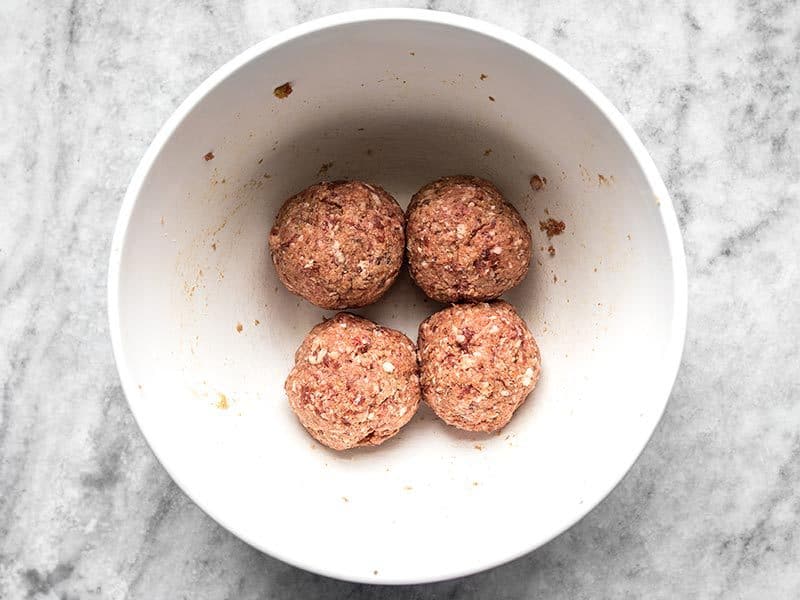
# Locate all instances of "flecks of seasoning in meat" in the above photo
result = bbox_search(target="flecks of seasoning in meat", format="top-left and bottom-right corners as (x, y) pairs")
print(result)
(203, 151), (214, 161)
(273, 82), (293, 99)
(216, 393), (229, 410)
(530, 174), (546, 191)
(483, 148), (492, 156)
(455, 327), (474, 350)
(539, 218), (566, 238)
(236, 322), (243, 333)
(317, 162), (334, 176)
(488, 96), (495, 102)
(480, 73), (488, 80)
(547, 245), (556, 256)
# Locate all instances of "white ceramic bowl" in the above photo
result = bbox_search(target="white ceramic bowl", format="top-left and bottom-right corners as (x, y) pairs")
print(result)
(109, 9), (687, 584)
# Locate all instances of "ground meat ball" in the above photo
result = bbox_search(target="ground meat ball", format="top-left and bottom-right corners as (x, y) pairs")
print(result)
(285, 313), (421, 450)
(417, 301), (540, 432)
(406, 175), (532, 303)
(269, 181), (405, 309)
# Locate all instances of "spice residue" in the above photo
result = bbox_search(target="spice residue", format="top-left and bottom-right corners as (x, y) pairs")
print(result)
(530, 174), (547, 191)
(598, 174), (614, 185)
(273, 82), (293, 99)
(317, 161), (334, 176)
(203, 151), (215, 161)
(480, 73), (488, 80)
(236, 322), (243, 333)
(216, 393), (229, 410)
(483, 148), (492, 156)
(547, 245), (556, 256)
(488, 96), (495, 102)
(539, 218), (566, 238)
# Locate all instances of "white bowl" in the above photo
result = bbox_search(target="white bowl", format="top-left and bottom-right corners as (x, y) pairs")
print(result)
(109, 9), (687, 584)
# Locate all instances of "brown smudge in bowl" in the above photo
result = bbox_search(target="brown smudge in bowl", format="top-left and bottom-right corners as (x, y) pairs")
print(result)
(273, 82), (293, 99)
(530, 174), (546, 191)
(539, 218), (566, 238)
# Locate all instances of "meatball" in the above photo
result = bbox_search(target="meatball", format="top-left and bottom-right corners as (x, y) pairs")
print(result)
(406, 175), (532, 303)
(285, 313), (420, 450)
(417, 301), (540, 432)
(269, 180), (405, 309)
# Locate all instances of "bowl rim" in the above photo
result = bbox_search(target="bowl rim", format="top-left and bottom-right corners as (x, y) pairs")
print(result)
(108, 7), (688, 585)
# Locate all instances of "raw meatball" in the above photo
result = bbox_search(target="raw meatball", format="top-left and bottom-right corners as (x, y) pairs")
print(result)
(406, 175), (532, 303)
(417, 301), (540, 432)
(285, 313), (420, 450)
(269, 180), (405, 309)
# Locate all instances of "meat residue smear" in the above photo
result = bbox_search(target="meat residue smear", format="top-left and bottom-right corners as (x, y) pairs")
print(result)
(203, 151), (214, 161)
(530, 174), (547, 191)
(273, 82), (293, 99)
(539, 218), (566, 238)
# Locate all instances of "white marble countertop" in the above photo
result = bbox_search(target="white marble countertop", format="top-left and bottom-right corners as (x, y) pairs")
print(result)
(2, 0), (799, 597)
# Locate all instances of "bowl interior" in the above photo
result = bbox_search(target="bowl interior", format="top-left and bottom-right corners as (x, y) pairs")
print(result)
(113, 13), (682, 583)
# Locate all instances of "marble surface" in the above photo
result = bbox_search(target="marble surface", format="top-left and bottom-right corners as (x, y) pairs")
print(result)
(1, 0), (798, 597)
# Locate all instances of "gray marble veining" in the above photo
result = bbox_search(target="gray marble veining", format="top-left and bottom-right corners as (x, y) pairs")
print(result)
(1, 0), (798, 598)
